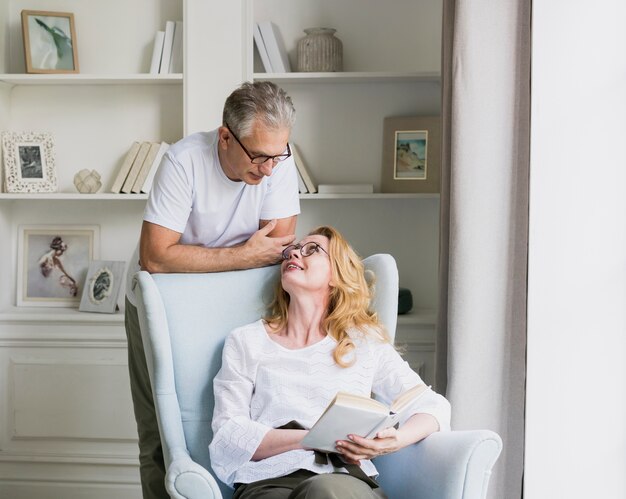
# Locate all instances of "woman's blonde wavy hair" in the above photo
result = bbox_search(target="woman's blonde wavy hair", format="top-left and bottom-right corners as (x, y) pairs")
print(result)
(264, 226), (390, 367)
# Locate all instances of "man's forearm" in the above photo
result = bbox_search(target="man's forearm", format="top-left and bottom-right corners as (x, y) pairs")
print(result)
(141, 243), (266, 273)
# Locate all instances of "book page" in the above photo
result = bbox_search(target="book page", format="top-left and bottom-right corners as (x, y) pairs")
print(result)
(334, 391), (388, 414)
(390, 384), (429, 414)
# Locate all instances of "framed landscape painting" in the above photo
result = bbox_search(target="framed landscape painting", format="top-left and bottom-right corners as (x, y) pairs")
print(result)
(381, 116), (441, 193)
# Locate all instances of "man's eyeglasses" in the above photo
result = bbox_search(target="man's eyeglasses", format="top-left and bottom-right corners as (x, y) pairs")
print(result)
(281, 242), (329, 261)
(225, 124), (292, 165)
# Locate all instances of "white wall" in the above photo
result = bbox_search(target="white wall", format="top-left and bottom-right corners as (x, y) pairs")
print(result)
(525, 1), (626, 498)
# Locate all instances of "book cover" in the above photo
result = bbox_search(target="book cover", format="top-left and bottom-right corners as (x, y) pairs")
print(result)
(169, 21), (183, 74)
(110, 142), (141, 193)
(140, 142), (170, 193)
(253, 22), (273, 72)
(121, 142), (151, 194)
(159, 21), (176, 75)
(317, 184), (374, 194)
(257, 21), (291, 72)
(301, 384), (429, 453)
(131, 142), (161, 193)
(291, 144), (317, 193)
(149, 31), (165, 74)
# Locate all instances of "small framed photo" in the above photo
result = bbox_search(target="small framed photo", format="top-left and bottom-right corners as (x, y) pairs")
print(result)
(79, 261), (126, 314)
(21, 10), (79, 74)
(17, 225), (100, 307)
(381, 116), (441, 193)
(2, 131), (58, 193)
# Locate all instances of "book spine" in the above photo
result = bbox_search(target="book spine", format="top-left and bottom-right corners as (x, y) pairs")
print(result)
(169, 21), (184, 74)
(258, 21), (289, 73)
(149, 31), (165, 74)
(159, 21), (176, 75)
(140, 142), (169, 193)
(253, 23), (273, 72)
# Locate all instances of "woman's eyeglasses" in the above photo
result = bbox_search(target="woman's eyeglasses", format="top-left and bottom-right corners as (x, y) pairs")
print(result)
(281, 242), (329, 260)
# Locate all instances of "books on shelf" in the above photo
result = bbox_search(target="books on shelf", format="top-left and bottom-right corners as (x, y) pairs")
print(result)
(291, 144), (317, 193)
(301, 384), (430, 453)
(131, 142), (160, 193)
(256, 21), (291, 72)
(317, 184), (374, 194)
(150, 20), (183, 74)
(149, 31), (166, 74)
(253, 22), (273, 72)
(111, 141), (169, 194)
(121, 142), (151, 193)
(110, 142), (141, 193)
(139, 142), (169, 193)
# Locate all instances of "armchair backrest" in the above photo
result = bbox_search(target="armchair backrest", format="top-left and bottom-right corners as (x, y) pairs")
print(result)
(133, 254), (399, 497)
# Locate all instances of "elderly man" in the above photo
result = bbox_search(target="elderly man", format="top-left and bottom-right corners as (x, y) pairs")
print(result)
(124, 81), (300, 499)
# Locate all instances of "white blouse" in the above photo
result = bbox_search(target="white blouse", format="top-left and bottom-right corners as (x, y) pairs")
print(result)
(209, 320), (451, 487)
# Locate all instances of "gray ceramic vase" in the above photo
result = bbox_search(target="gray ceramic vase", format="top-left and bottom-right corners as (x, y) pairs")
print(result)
(297, 28), (343, 72)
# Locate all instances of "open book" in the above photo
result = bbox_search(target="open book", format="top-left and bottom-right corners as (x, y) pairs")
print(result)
(301, 384), (430, 453)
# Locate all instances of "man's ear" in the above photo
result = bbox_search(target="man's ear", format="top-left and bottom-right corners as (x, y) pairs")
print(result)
(217, 126), (230, 148)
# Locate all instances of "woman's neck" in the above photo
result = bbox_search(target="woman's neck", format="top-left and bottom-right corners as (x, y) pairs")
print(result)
(279, 296), (328, 348)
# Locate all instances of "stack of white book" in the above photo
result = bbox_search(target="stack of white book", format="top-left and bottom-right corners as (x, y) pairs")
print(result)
(253, 21), (291, 73)
(149, 20), (183, 74)
(110, 141), (169, 194)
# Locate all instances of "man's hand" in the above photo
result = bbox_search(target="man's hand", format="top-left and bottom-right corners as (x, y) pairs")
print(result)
(241, 219), (296, 268)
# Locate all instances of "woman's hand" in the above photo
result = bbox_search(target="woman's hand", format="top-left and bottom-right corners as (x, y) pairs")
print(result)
(335, 413), (440, 464)
(335, 427), (405, 464)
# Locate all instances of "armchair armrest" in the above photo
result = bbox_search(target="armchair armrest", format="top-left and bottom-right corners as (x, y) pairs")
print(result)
(373, 430), (502, 499)
(166, 453), (223, 499)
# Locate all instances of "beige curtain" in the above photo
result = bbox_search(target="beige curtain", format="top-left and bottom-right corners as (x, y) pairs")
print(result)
(437, 1), (531, 498)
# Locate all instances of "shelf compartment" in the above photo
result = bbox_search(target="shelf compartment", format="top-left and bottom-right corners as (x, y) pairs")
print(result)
(300, 193), (439, 200)
(0, 193), (148, 201)
(0, 306), (124, 325)
(253, 71), (440, 84)
(0, 74), (183, 87)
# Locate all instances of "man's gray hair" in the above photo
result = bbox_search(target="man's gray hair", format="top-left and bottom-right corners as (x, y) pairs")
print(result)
(223, 81), (296, 138)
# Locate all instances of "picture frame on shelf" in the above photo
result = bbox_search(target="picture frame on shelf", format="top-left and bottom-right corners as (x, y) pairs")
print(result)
(17, 225), (100, 307)
(21, 10), (79, 74)
(381, 116), (441, 193)
(79, 261), (125, 314)
(2, 131), (58, 193)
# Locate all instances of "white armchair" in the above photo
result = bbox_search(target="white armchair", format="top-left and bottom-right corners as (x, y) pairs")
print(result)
(133, 254), (502, 499)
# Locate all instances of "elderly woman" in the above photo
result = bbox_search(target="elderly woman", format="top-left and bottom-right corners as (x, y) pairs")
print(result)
(209, 226), (450, 498)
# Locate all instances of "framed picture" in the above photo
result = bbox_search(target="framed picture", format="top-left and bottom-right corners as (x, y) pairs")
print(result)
(381, 116), (441, 193)
(21, 10), (79, 74)
(2, 131), (58, 193)
(79, 261), (125, 314)
(17, 225), (100, 307)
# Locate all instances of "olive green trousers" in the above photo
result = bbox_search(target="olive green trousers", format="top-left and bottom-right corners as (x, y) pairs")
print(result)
(234, 469), (388, 499)
(125, 298), (169, 499)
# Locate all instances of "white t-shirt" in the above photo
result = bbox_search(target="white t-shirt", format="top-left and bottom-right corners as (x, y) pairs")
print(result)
(209, 320), (451, 487)
(125, 129), (300, 305)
